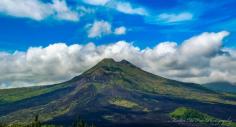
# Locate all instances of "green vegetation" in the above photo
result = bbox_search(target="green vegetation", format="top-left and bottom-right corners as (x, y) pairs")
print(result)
(170, 107), (236, 127)
(142, 108), (150, 112)
(0, 83), (68, 104)
(102, 115), (114, 121)
(72, 117), (95, 127)
(109, 97), (140, 109)
(223, 122), (236, 127)
(170, 107), (216, 121)
(0, 115), (95, 127)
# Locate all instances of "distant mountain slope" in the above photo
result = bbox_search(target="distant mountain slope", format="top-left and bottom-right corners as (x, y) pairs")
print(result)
(0, 58), (236, 127)
(203, 82), (236, 94)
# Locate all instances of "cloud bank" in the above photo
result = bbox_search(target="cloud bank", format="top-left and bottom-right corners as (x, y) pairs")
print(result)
(0, 31), (235, 88)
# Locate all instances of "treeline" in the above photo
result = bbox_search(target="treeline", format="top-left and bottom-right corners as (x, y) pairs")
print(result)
(0, 115), (96, 127)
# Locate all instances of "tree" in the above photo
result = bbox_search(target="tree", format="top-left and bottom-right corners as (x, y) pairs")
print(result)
(72, 117), (95, 127)
(30, 114), (41, 127)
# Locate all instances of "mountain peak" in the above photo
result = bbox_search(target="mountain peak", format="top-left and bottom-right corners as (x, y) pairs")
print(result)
(98, 58), (136, 68)
(119, 59), (135, 66)
(81, 58), (138, 78)
(99, 58), (116, 64)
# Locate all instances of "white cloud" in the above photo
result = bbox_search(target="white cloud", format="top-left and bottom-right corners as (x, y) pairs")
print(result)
(82, 0), (191, 24)
(0, 0), (50, 20)
(158, 12), (193, 23)
(115, 2), (148, 16)
(82, 0), (192, 24)
(114, 26), (126, 35)
(0, 0), (80, 21)
(82, 0), (147, 16)
(87, 20), (112, 38)
(87, 20), (127, 38)
(146, 12), (193, 24)
(151, 42), (177, 57)
(180, 31), (229, 57)
(50, 0), (80, 21)
(1, 31), (236, 88)
(82, 0), (110, 6)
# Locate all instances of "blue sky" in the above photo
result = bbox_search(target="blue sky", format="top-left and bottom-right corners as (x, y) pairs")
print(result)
(0, 0), (236, 52)
(1, 0), (236, 88)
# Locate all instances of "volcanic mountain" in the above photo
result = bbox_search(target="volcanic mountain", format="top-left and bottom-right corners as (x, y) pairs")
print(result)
(0, 58), (236, 127)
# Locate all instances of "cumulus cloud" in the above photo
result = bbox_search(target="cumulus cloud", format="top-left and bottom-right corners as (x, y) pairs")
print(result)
(1, 31), (235, 88)
(87, 20), (127, 38)
(0, 0), (80, 21)
(87, 20), (112, 38)
(114, 26), (126, 35)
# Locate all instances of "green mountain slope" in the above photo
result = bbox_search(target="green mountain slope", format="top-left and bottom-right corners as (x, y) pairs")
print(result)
(203, 82), (236, 94)
(75, 58), (235, 104)
(0, 58), (236, 127)
(0, 83), (68, 105)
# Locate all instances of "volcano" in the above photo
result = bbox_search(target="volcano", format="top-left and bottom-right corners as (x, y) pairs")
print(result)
(0, 58), (236, 127)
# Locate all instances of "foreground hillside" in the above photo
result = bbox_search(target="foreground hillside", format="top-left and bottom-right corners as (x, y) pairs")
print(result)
(0, 58), (236, 127)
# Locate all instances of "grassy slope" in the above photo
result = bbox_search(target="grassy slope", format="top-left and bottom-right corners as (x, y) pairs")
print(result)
(170, 107), (236, 127)
(0, 83), (69, 104)
(109, 97), (140, 109)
